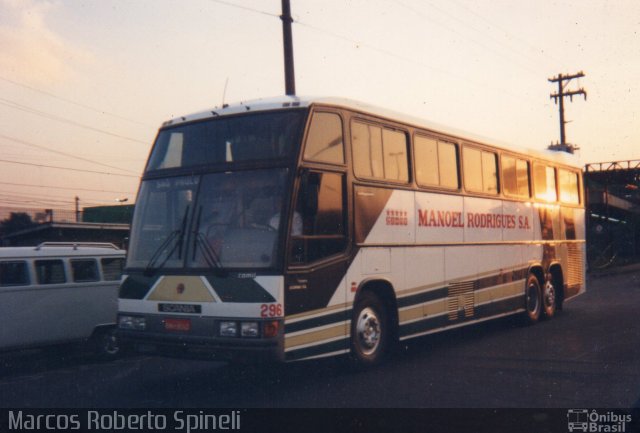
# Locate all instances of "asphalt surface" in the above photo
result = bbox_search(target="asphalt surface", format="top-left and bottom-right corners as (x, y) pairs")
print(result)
(0, 270), (638, 408)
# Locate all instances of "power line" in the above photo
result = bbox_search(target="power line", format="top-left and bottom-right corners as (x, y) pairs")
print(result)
(0, 133), (140, 175)
(0, 97), (149, 145)
(294, 19), (540, 104)
(208, 0), (279, 18)
(392, 0), (539, 76)
(0, 75), (153, 127)
(448, 0), (562, 66)
(0, 180), (136, 195)
(0, 158), (139, 178)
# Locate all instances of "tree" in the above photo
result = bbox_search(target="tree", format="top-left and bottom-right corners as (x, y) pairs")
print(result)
(0, 212), (35, 237)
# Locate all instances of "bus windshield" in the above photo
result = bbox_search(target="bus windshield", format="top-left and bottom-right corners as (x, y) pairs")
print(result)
(127, 169), (290, 270)
(146, 110), (306, 171)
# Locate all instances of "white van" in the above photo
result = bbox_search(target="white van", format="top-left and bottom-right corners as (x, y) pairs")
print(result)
(0, 242), (125, 357)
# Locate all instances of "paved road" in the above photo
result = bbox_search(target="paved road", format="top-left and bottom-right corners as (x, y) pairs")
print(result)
(1, 271), (639, 408)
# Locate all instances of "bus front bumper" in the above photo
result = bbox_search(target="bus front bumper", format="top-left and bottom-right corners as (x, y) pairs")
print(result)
(117, 314), (284, 363)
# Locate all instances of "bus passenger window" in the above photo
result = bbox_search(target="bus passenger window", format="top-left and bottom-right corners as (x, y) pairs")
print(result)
(502, 155), (531, 198)
(382, 129), (409, 182)
(464, 147), (498, 194)
(415, 135), (459, 189)
(352, 121), (408, 182)
(35, 260), (66, 285)
(304, 112), (344, 164)
(291, 172), (346, 264)
(0, 261), (29, 287)
(534, 164), (557, 202)
(352, 122), (384, 179)
(559, 169), (580, 204)
(71, 259), (99, 282)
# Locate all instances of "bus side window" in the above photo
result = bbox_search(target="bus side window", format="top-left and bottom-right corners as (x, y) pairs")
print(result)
(534, 164), (557, 202)
(304, 112), (344, 164)
(415, 135), (459, 189)
(352, 121), (409, 182)
(71, 259), (100, 282)
(291, 171), (347, 264)
(35, 260), (66, 285)
(502, 155), (531, 198)
(101, 257), (125, 281)
(559, 169), (580, 204)
(463, 147), (498, 195)
(0, 261), (29, 287)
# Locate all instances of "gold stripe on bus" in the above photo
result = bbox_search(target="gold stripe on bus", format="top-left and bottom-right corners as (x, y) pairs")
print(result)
(398, 305), (423, 323)
(397, 281), (444, 297)
(286, 302), (351, 323)
(147, 276), (215, 302)
(423, 299), (448, 317)
(284, 324), (347, 350)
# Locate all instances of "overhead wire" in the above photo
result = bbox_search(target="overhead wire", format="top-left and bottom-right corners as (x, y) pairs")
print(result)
(0, 75), (153, 128)
(389, 0), (543, 77)
(0, 180), (136, 195)
(207, 0), (279, 18)
(0, 158), (139, 178)
(0, 133), (140, 175)
(0, 97), (149, 145)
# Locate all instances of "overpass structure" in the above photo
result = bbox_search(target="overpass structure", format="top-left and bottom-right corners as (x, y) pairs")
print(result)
(584, 160), (640, 269)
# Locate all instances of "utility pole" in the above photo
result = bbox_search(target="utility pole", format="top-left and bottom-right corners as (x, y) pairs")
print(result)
(548, 71), (586, 153)
(75, 196), (80, 223)
(280, 0), (296, 96)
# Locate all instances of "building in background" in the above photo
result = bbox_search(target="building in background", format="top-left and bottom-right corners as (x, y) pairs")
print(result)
(0, 204), (133, 248)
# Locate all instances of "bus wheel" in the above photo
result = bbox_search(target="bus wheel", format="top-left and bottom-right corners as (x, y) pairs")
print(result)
(542, 279), (557, 319)
(524, 274), (542, 324)
(350, 292), (389, 366)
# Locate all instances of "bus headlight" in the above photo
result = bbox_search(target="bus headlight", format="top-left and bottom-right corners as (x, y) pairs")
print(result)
(220, 321), (238, 337)
(119, 315), (146, 330)
(241, 322), (259, 338)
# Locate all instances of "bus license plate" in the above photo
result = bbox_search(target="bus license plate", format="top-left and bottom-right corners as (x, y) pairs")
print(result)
(164, 318), (191, 332)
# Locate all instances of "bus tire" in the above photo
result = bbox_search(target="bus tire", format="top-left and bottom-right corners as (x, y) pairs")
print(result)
(350, 292), (389, 366)
(542, 278), (557, 319)
(524, 274), (542, 324)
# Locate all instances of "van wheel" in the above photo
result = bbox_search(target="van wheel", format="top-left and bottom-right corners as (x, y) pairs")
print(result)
(93, 327), (121, 359)
(542, 279), (557, 319)
(350, 292), (389, 366)
(524, 274), (542, 324)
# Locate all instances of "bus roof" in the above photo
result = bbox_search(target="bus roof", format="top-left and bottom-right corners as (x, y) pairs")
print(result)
(162, 95), (582, 169)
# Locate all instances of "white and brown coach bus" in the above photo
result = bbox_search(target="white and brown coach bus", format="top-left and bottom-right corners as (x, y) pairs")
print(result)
(117, 96), (585, 365)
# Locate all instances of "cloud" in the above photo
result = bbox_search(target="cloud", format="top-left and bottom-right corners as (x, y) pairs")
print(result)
(0, 0), (92, 85)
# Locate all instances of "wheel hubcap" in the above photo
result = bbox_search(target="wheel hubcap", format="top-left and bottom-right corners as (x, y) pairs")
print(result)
(544, 281), (556, 308)
(526, 284), (539, 314)
(356, 307), (381, 356)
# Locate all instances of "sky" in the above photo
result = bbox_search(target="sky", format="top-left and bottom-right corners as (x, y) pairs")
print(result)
(0, 0), (638, 212)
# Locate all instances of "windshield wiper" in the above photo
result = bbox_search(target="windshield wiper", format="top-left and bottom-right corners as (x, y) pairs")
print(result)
(143, 206), (190, 276)
(192, 206), (228, 277)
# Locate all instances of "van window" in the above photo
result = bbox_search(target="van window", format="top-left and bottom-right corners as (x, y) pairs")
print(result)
(0, 261), (29, 287)
(35, 260), (66, 285)
(71, 259), (100, 282)
(101, 257), (125, 281)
